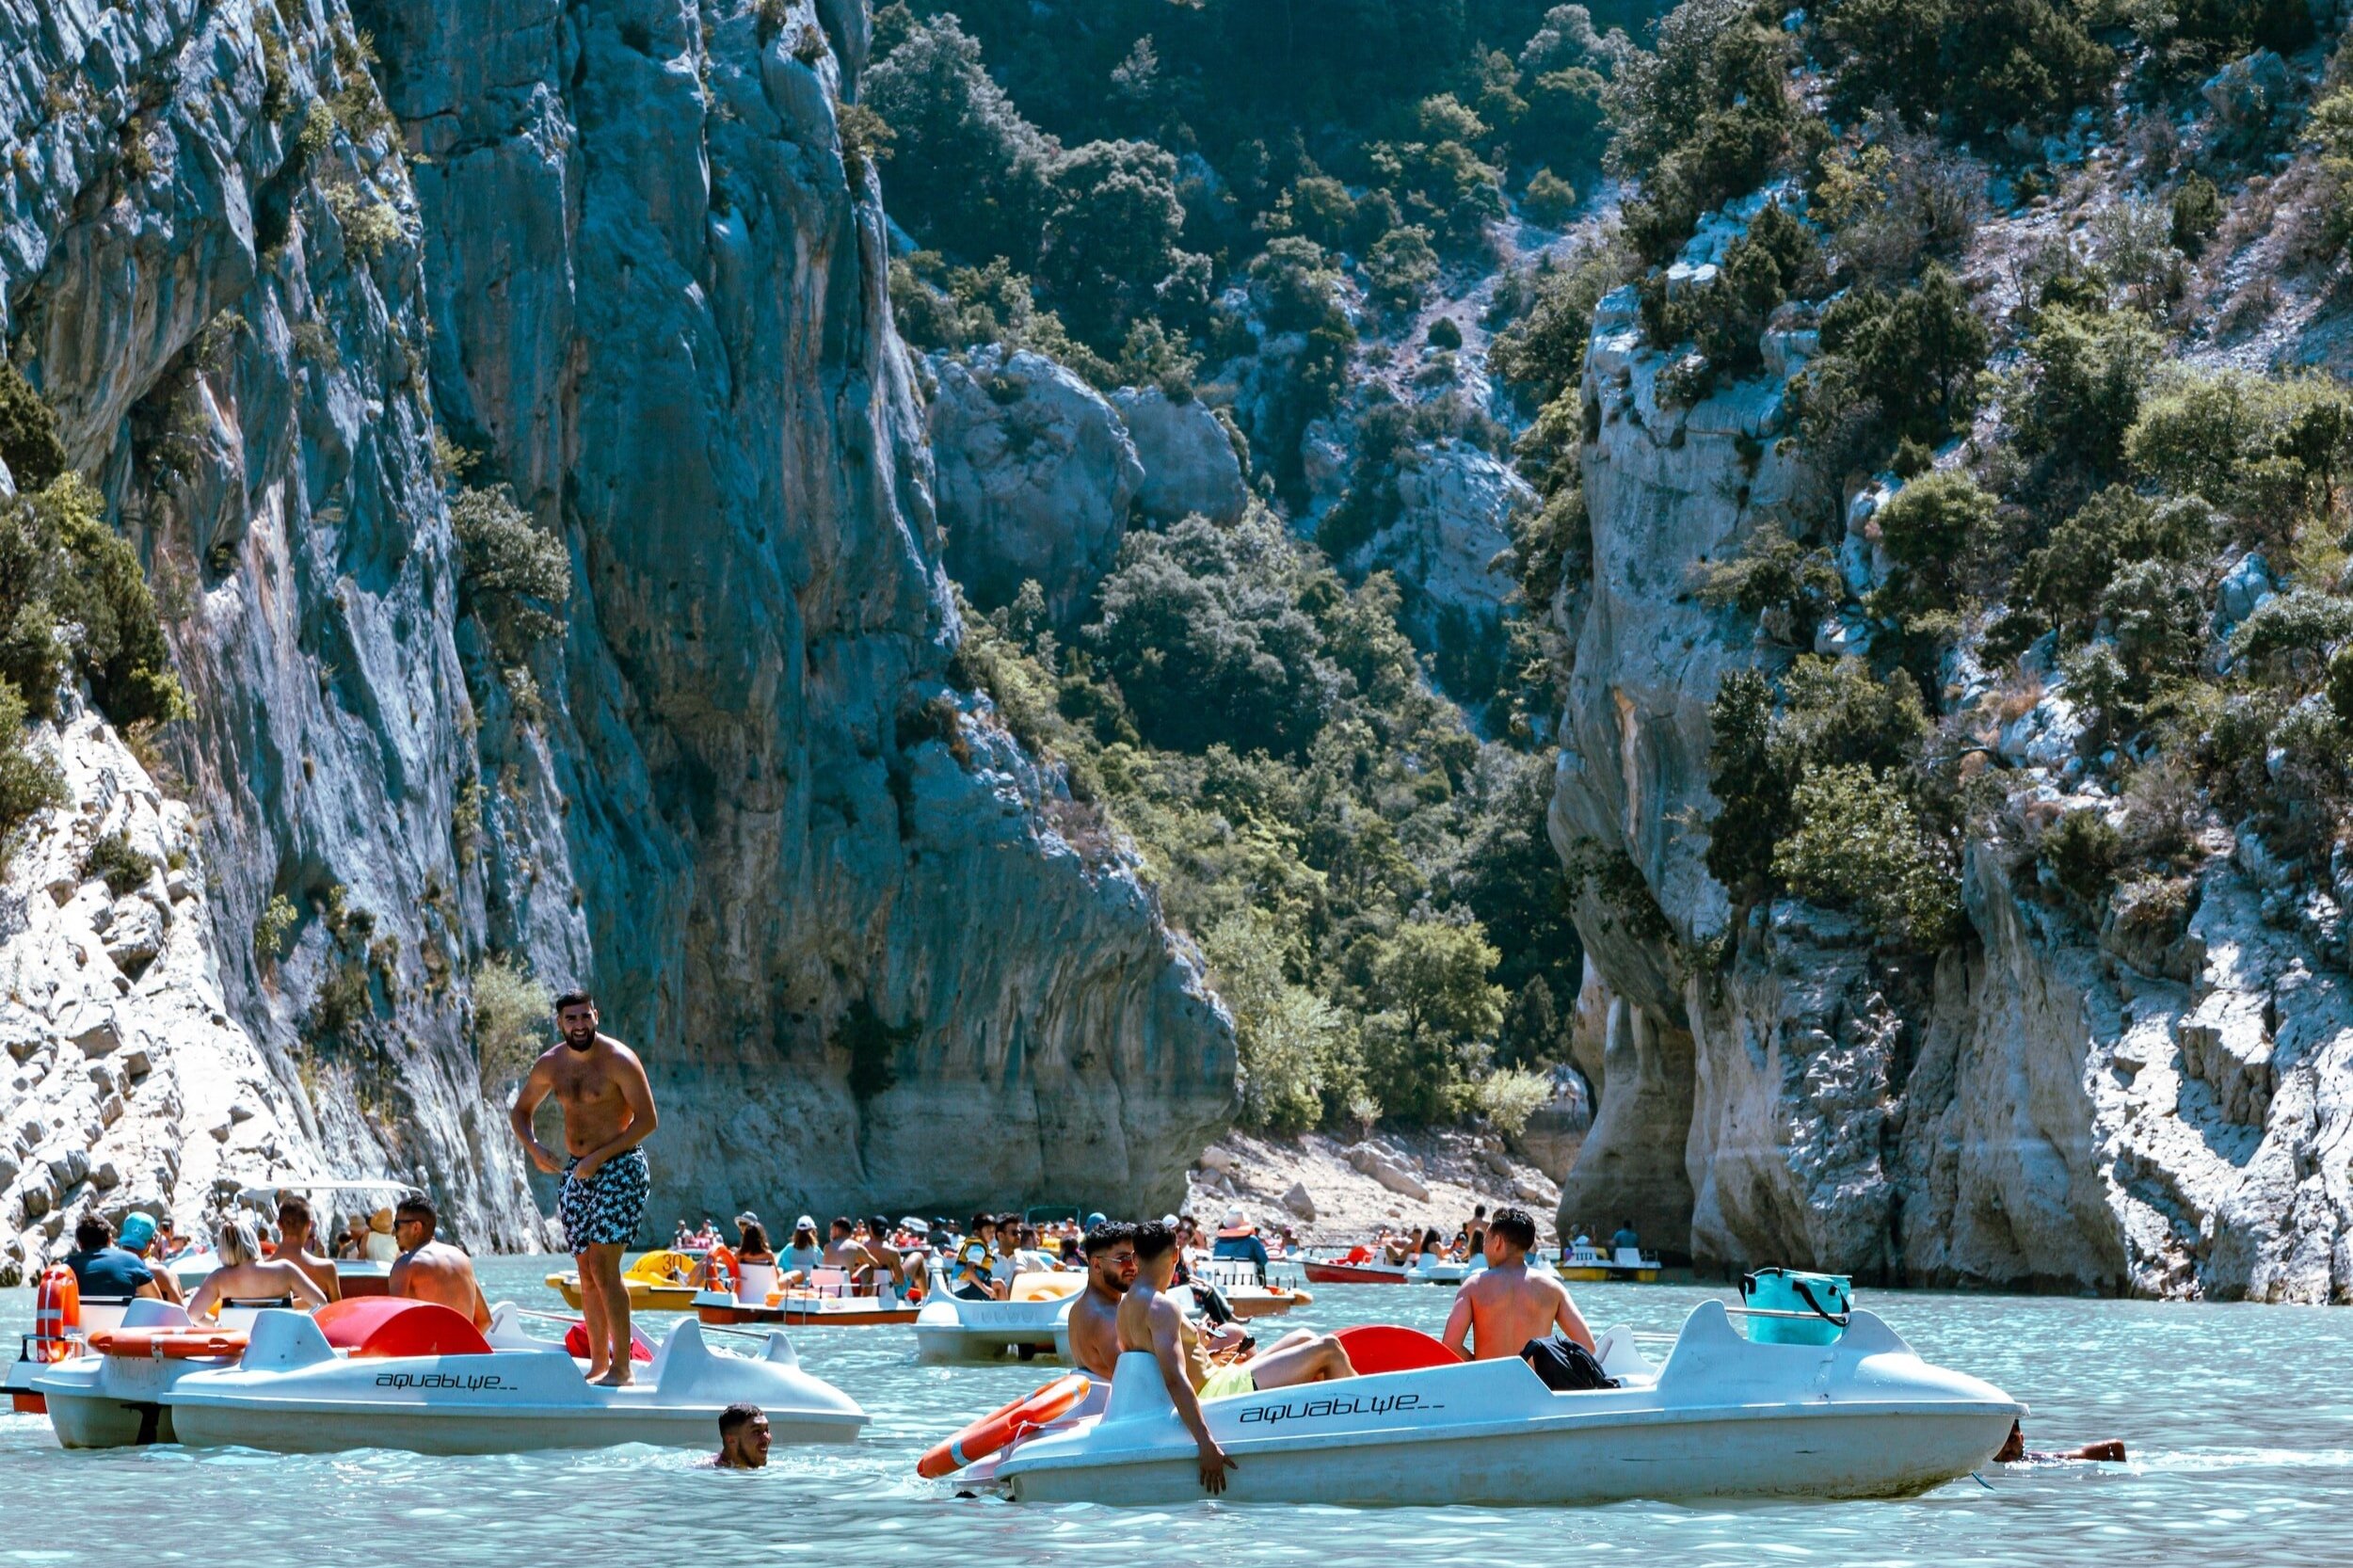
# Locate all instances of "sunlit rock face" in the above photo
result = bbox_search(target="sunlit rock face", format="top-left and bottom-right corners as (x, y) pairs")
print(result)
(364, 0), (1235, 1223)
(1551, 272), (2353, 1299)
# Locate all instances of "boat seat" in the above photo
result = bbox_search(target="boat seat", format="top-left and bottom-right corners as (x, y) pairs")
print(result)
(735, 1262), (779, 1303)
(1612, 1247), (1645, 1267)
(808, 1267), (854, 1298)
(1333, 1323), (1465, 1376)
(562, 1319), (656, 1363)
(314, 1298), (493, 1358)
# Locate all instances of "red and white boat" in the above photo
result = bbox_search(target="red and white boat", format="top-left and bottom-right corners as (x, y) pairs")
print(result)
(1299, 1246), (1415, 1285)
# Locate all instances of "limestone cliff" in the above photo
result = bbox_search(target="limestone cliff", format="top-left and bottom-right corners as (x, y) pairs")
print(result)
(0, 0), (1234, 1266)
(358, 0), (1235, 1224)
(1550, 224), (2353, 1300)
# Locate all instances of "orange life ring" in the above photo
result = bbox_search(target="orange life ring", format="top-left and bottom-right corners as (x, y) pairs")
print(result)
(88, 1327), (250, 1360)
(707, 1244), (739, 1294)
(32, 1265), (80, 1363)
(916, 1373), (1088, 1480)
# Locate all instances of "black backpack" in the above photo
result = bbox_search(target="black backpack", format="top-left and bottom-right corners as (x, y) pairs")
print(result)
(1521, 1335), (1618, 1391)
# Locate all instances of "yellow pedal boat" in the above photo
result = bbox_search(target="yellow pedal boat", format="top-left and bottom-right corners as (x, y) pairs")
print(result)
(546, 1248), (703, 1312)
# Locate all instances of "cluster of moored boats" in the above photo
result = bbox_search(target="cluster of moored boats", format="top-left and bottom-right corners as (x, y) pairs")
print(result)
(5, 1244), (2028, 1507)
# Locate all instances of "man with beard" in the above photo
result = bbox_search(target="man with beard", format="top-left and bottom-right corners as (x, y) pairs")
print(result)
(1065, 1221), (1139, 1379)
(510, 989), (659, 1385)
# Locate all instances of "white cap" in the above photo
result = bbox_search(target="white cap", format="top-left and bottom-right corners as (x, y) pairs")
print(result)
(1222, 1206), (1246, 1228)
(793, 1214), (817, 1231)
(1160, 1213), (1179, 1227)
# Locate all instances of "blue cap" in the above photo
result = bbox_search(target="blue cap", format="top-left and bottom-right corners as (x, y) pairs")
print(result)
(118, 1212), (156, 1251)
(1085, 1211), (1108, 1229)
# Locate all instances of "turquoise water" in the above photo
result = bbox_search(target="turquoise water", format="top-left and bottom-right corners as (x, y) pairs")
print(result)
(7, 1256), (2353, 1564)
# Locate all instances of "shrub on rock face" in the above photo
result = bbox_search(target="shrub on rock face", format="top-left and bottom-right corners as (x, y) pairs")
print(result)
(2009, 305), (2162, 481)
(1773, 762), (1961, 948)
(2229, 588), (2353, 679)
(864, 13), (1052, 269)
(1812, 0), (2112, 141)
(1366, 225), (1442, 310)
(471, 955), (553, 1094)
(1792, 264), (1988, 473)
(0, 474), (189, 727)
(1869, 469), (1994, 618)
(0, 360), (68, 492)
(1038, 139), (1196, 353)
(450, 487), (568, 665)
(0, 678), (66, 875)
(1609, 0), (1801, 263)
(2019, 486), (2212, 635)
(1522, 167), (1579, 226)
(1086, 511), (1343, 759)
(2041, 807), (2121, 911)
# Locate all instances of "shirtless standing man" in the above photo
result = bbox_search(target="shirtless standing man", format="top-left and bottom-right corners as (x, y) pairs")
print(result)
(273, 1195), (342, 1304)
(509, 989), (659, 1385)
(1065, 1221), (1139, 1380)
(388, 1195), (492, 1331)
(1117, 1222), (1356, 1496)
(1440, 1206), (1595, 1361)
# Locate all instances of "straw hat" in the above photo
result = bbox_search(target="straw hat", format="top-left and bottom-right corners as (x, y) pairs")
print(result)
(368, 1207), (394, 1233)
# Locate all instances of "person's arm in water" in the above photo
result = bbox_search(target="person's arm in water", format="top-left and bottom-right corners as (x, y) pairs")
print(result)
(1439, 1280), (1477, 1360)
(571, 1045), (658, 1181)
(508, 1051), (564, 1175)
(1149, 1294), (1236, 1496)
(1551, 1280), (1596, 1352)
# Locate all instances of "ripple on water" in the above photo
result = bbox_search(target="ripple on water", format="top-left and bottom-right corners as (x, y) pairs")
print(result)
(8, 1259), (2353, 1565)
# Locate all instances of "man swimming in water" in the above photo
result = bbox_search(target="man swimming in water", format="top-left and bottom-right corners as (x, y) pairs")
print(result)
(389, 1195), (492, 1330)
(1066, 1221), (1139, 1380)
(1118, 1221), (1355, 1495)
(510, 989), (659, 1385)
(1441, 1206), (1595, 1360)
(714, 1402), (771, 1468)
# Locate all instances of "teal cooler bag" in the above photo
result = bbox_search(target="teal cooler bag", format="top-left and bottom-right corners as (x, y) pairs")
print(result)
(1739, 1268), (1852, 1345)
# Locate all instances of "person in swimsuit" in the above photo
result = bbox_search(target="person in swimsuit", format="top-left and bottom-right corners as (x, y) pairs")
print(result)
(1441, 1207), (1594, 1362)
(1116, 1221), (1356, 1495)
(272, 1195), (342, 1304)
(1066, 1221), (1139, 1380)
(388, 1195), (492, 1330)
(186, 1218), (328, 1321)
(509, 988), (659, 1386)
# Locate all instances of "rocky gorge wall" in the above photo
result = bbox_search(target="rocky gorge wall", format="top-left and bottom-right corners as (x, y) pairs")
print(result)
(1, 0), (1235, 1271)
(1549, 227), (2353, 1299)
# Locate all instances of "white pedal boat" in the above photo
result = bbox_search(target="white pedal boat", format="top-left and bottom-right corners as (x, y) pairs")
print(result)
(33, 1296), (867, 1454)
(982, 1301), (2023, 1507)
(913, 1272), (1080, 1363)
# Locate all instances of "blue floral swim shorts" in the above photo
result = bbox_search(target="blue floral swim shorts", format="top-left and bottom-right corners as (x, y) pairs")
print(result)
(558, 1146), (650, 1253)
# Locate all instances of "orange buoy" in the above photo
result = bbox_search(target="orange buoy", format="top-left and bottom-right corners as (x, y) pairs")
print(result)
(916, 1373), (1089, 1480)
(32, 1265), (80, 1363)
(705, 1243), (739, 1295)
(88, 1327), (250, 1361)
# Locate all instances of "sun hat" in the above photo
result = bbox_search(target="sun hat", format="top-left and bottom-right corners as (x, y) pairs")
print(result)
(734, 1210), (760, 1229)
